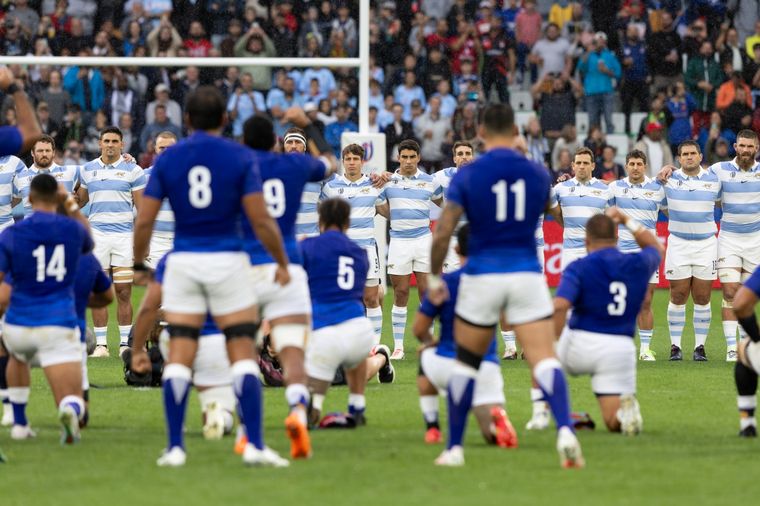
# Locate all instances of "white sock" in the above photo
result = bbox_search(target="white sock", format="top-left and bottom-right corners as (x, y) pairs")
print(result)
(502, 330), (516, 350)
(366, 306), (383, 345)
(693, 304), (711, 348)
(311, 393), (325, 412)
(419, 395), (439, 424)
(118, 325), (132, 346)
(723, 320), (738, 348)
(639, 329), (653, 351)
(667, 303), (686, 348)
(391, 305), (407, 350)
(285, 384), (310, 425)
(94, 326), (107, 346)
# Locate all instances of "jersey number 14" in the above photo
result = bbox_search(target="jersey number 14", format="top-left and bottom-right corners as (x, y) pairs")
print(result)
(32, 244), (67, 282)
(491, 179), (525, 222)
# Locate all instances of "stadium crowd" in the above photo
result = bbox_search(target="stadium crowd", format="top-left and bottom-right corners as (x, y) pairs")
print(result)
(1, 0), (760, 175)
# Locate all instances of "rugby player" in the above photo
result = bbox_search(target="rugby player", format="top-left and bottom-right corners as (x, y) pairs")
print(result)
(143, 132), (178, 270)
(732, 265), (760, 436)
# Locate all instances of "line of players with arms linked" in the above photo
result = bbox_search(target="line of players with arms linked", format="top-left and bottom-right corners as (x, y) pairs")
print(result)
(1, 65), (760, 469)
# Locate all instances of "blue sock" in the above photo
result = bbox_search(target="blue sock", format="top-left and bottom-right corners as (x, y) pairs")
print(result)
(534, 358), (573, 431)
(348, 394), (366, 418)
(60, 395), (84, 418)
(8, 387), (30, 427)
(11, 402), (27, 426)
(162, 364), (192, 450)
(233, 360), (264, 450)
(446, 362), (477, 449)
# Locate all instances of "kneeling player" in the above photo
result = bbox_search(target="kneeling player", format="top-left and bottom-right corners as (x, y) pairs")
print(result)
(553, 209), (663, 434)
(0, 174), (92, 444)
(302, 199), (375, 427)
(413, 225), (517, 447)
(731, 266), (760, 436)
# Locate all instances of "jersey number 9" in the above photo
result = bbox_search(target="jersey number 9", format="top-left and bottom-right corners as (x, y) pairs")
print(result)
(263, 179), (286, 218)
(188, 166), (212, 208)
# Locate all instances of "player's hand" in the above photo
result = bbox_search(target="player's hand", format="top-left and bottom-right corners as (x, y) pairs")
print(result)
(130, 349), (152, 375)
(369, 171), (391, 188)
(417, 341), (437, 356)
(123, 153), (137, 164)
(556, 173), (572, 183)
(274, 265), (291, 286)
(605, 206), (628, 226)
(0, 67), (14, 91)
(427, 275), (449, 305)
(283, 106), (310, 127)
(656, 164), (676, 183)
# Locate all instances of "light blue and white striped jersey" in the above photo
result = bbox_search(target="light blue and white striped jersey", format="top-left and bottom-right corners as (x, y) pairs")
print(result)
(144, 165), (174, 235)
(379, 168), (443, 239)
(663, 168), (721, 241)
(434, 166), (468, 229)
(610, 177), (667, 251)
(13, 163), (80, 215)
(296, 181), (323, 239)
(320, 174), (383, 247)
(0, 155), (25, 231)
(80, 156), (146, 234)
(710, 159), (760, 235)
(553, 177), (612, 249)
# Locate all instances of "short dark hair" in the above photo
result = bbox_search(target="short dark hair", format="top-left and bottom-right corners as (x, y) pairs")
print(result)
(456, 223), (469, 257)
(29, 173), (59, 204)
(185, 86), (226, 131)
(243, 115), (276, 151)
(319, 198), (351, 231)
(481, 103), (515, 136)
(452, 140), (473, 154)
(398, 139), (420, 155)
(33, 134), (56, 150)
(155, 103), (166, 112)
(677, 140), (701, 156)
(625, 149), (647, 165)
(100, 126), (123, 140)
(573, 146), (595, 162)
(737, 129), (759, 143)
(586, 214), (617, 242)
(156, 131), (178, 142)
(342, 143), (364, 159)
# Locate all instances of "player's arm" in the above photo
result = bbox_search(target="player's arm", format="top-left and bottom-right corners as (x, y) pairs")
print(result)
(552, 296), (572, 338)
(284, 106), (338, 174)
(59, 184), (90, 233)
(606, 207), (664, 258)
(132, 188), (144, 211)
(431, 201), (463, 279)
(0, 281), (10, 317)
(89, 285), (114, 308)
(76, 186), (89, 207)
(432, 196), (444, 208)
(412, 311), (436, 348)
(134, 196), (161, 265)
(0, 67), (42, 153)
(375, 201), (390, 219)
(130, 279), (163, 373)
(546, 199), (563, 226)
(242, 193), (291, 284)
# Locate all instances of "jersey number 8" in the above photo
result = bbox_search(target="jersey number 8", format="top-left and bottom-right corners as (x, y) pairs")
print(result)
(188, 166), (212, 208)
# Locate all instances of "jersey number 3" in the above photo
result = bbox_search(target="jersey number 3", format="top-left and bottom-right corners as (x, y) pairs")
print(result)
(607, 281), (627, 316)
(491, 179), (525, 222)
(32, 244), (67, 282)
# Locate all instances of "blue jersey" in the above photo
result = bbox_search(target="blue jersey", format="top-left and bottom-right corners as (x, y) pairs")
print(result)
(744, 266), (760, 298)
(418, 269), (498, 363)
(243, 151), (327, 265)
(446, 148), (550, 275)
(144, 132), (263, 252)
(0, 212), (93, 328)
(300, 230), (369, 330)
(556, 247), (661, 337)
(0, 126), (22, 157)
(154, 253), (218, 336)
(74, 253), (112, 341)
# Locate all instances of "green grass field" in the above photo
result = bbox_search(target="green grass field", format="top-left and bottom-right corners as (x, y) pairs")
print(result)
(1, 288), (758, 506)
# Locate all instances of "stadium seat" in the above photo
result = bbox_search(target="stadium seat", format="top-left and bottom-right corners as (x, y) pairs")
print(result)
(510, 91), (533, 112)
(612, 113), (626, 134)
(605, 134), (631, 165)
(515, 111), (534, 134)
(575, 112), (589, 136)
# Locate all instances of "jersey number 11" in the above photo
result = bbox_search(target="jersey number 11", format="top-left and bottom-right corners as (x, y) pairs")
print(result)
(491, 179), (525, 222)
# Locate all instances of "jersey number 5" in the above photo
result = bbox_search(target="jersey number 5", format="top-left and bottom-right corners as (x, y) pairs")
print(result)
(188, 166), (212, 208)
(32, 244), (67, 282)
(337, 256), (355, 290)
(491, 179), (525, 222)
(607, 281), (627, 316)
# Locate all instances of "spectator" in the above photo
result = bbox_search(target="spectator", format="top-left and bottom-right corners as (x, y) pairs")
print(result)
(368, 79), (385, 111)
(577, 31), (621, 133)
(331, 3), (357, 57)
(636, 94), (669, 139)
(666, 82), (698, 155)
(324, 104), (358, 158)
(6, 0), (40, 38)
(584, 125), (606, 161)
(532, 72), (582, 141)
(394, 71), (427, 122)
(124, 65), (149, 100)
(123, 20), (146, 56)
(384, 102), (416, 167)
(146, 83), (181, 127)
(317, 98), (336, 126)
(300, 66), (336, 99)
(551, 124), (581, 170)
(234, 24), (277, 91)
(388, 53), (421, 92)
(529, 23), (571, 80)
(549, 0), (574, 31)
(524, 116), (550, 166)
(82, 109), (108, 158)
(620, 24), (649, 133)
(63, 139), (84, 166)
(685, 40), (724, 136)
(226, 72), (266, 139)
(449, 20), (481, 78)
(729, 0), (759, 49)
(480, 19), (515, 104)
(425, 17), (453, 55)
(39, 69), (71, 126)
(647, 10), (682, 93)
(718, 26), (747, 75)
(377, 95), (395, 130)
(744, 43), (760, 93)
(413, 96), (451, 172)
(106, 73), (139, 128)
(721, 87), (754, 134)
(717, 71), (753, 110)
(91, 30), (115, 56)
(143, 0), (173, 30)
(121, 1), (149, 37)
(303, 101), (325, 134)
(139, 103), (182, 153)
(706, 136), (733, 165)
(206, 1), (243, 47)
(174, 65), (201, 107)
(183, 21), (212, 58)
(633, 121), (674, 177)
(63, 59), (105, 114)
(323, 26), (348, 58)
(36, 102), (60, 141)
(682, 19), (710, 61)
(515, 0), (543, 82)
(119, 113), (136, 156)
(267, 74), (304, 138)
(146, 18), (182, 56)
(452, 102), (481, 150)
(552, 147), (574, 183)
(745, 21), (760, 58)
(66, 0), (97, 36)
(500, 0), (521, 38)
(423, 47), (453, 96)
(299, 6), (324, 52)
(593, 145), (625, 181)
(271, 11), (298, 58)
(697, 111), (736, 155)
(1, 17), (31, 56)
(220, 19), (243, 57)
(432, 79), (457, 118)
(58, 103), (85, 148)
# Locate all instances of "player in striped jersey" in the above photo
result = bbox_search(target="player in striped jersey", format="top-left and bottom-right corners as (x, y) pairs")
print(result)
(548, 147), (612, 271)
(288, 127), (323, 240)
(0, 153), (25, 231)
(610, 150), (667, 361)
(661, 141), (720, 361)
(12, 136), (80, 216)
(143, 132), (177, 269)
(321, 144), (387, 342)
(77, 126), (146, 358)
(377, 139), (444, 359)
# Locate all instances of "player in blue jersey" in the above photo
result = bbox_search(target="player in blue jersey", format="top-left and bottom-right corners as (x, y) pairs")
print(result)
(413, 224), (518, 448)
(0, 67), (42, 158)
(241, 113), (339, 459)
(301, 198), (376, 427)
(429, 103), (583, 468)
(78, 126), (146, 358)
(0, 173), (93, 445)
(131, 252), (237, 441)
(554, 210), (664, 435)
(731, 266), (760, 437)
(143, 131), (178, 270)
(133, 86), (291, 468)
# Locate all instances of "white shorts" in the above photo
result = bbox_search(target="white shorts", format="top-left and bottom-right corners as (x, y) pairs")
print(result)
(718, 231), (760, 274)
(92, 230), (133, 269)
(159, 330), (232, 387)
(81, 344), (89, 391)
(3, 323), (82, 368)
(456, 272), (553, 327)
(443, 236), (461, 274)
(163, 252), (256, 316)
(249, 264), (311, 320)
(364, 245), (382, 284)
(387, 235), (431, 276)
(537, 246), (545, 273)
(146, 233), (174, 269)
(561, 247), (586, 271)
(420, 348), (504, 406)
(305, 317), (375, 382)
(556, 328), (636, 395)
(665, 235), (717, 281)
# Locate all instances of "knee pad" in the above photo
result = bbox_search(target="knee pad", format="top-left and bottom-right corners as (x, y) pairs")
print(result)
(112, 268), (134, 284)
(456, 346), (483, 370)
(162, 363), (192, 382)
(167, 325), (200, 340)
(231, 359), (261, 378)
(271, 324), (309, 352)
(223, 323), (260, 341)
(722, 299), (734, 309)
(365, 278), (381, 288)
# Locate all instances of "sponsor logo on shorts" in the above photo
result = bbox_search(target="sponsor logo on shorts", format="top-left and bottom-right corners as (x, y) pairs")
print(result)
(666, 269), (674, 275)
(387, 264), (394, 269)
